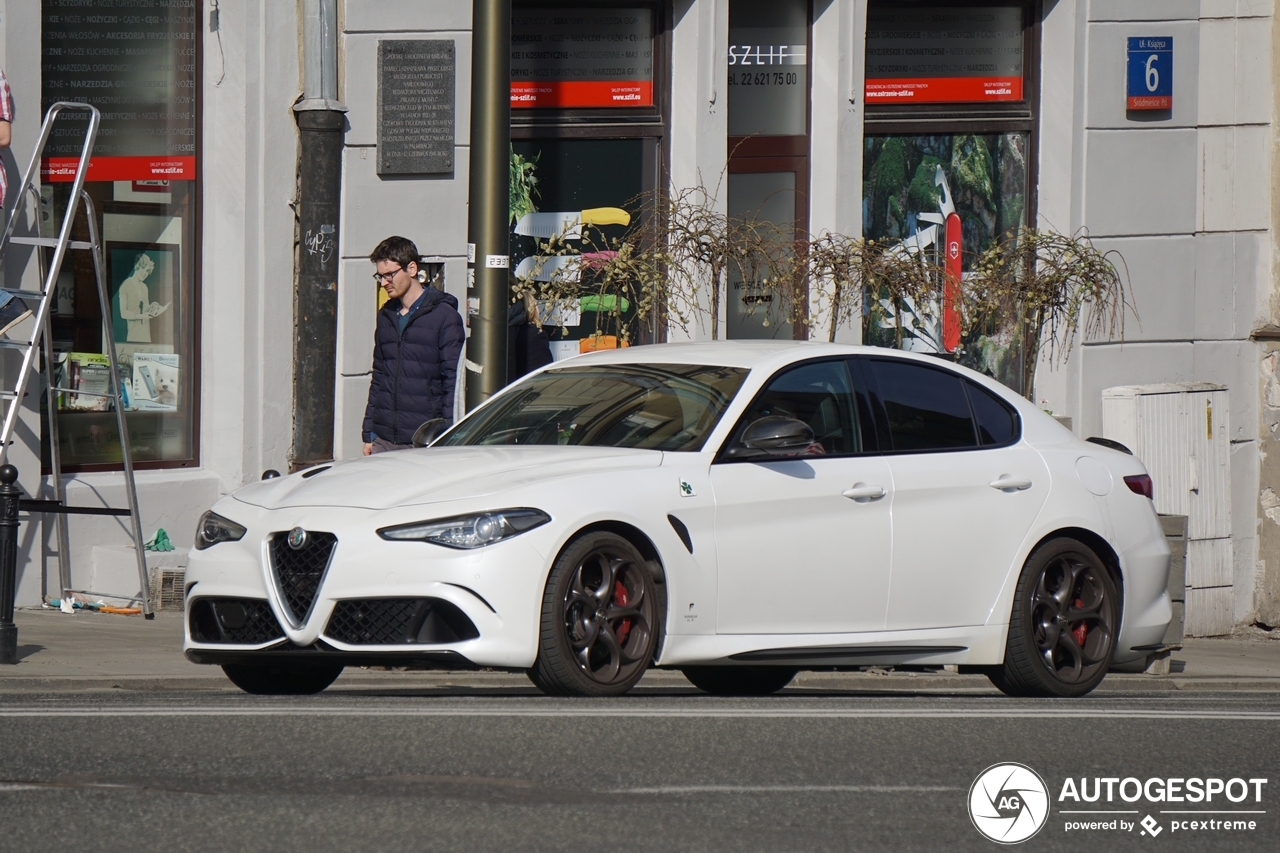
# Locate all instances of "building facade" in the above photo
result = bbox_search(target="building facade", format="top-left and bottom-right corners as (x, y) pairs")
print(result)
(2, 0), (1278, 635)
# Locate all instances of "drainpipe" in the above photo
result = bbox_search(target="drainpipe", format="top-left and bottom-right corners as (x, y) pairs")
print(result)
(464, 0), (511, 410)
(292, 0), (347, 468)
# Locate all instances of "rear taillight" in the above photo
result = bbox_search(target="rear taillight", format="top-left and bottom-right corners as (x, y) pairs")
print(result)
(1124, 474), (1153, 500)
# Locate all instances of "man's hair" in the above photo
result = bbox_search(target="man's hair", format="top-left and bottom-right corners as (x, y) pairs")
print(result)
(369, 236), (420, 269)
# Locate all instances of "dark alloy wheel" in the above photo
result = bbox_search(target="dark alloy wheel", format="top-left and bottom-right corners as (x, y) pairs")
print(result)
(990, 538), (1119, 698)
(528, 531), (663, 697)
(222, 664), (344, 695)
(682, 666), (797, 696)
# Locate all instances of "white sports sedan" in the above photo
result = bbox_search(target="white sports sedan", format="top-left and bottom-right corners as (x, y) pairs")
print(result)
(185, 342), (1171, 698)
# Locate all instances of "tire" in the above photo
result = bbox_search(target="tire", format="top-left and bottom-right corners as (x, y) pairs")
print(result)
(989, 538), (1119, 698)
(222, 664), (344, 695)
(682, 666), (797, 696)
(528, 531), (663, 697)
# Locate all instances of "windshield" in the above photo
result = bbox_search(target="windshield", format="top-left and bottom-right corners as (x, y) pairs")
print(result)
(437, 363), (750, 451)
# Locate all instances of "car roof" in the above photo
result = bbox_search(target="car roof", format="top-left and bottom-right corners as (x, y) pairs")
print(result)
(555, 340), (865, 369)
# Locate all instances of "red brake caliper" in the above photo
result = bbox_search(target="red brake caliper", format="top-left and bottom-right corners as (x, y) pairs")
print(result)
(614, 581), (632, 645)
(1071, 598), (1088, 646)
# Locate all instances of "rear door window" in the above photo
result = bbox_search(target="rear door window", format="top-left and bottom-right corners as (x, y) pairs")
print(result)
(861, 359), (978, 452)
(965, 380), (1020, 446)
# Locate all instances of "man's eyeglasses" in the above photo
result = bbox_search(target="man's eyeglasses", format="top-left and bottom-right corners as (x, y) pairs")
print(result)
(372, 267), (403, 284)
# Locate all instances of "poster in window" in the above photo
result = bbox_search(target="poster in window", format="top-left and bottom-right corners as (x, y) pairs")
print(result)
(107, 244), (177, 349)
(865, 5), (1024, 104)
(862, 133), (1028, 391)
(511, 8), (653, 108)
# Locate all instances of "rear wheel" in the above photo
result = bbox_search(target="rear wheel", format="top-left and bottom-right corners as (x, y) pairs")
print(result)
(682, 666), (797, 696)
(528, 531), (662, 697)
(222, 664), (343, 695)
(989, 538), (1118, 698)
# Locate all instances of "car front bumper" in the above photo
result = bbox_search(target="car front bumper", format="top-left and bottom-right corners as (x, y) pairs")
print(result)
(182, 502), (553, 670)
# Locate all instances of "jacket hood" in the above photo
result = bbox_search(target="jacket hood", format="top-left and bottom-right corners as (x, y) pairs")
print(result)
(230, 445), (663, 511)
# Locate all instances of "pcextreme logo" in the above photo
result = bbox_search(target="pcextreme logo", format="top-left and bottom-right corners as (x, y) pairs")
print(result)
(969, 763), (1051, 844)
(969, 764), (1270, 843)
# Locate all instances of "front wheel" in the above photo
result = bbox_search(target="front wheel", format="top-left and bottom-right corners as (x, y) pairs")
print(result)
(222, 664), (343, 695)
(989, 538), (1118, 698)
(528, 531), (663, 697)
(682, 666), (797, 696)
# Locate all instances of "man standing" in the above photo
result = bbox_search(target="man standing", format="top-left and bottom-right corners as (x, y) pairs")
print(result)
(362, 236), (465, 455)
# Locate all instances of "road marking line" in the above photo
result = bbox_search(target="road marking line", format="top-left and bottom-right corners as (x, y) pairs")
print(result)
(0, 707), (1277, 720)
(616, 785), (961, 794)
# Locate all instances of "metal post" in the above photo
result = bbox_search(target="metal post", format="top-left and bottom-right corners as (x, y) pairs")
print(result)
(292, 0), (347, 468)
(0, 464), (21, 664)
(464, 0), (511, 410)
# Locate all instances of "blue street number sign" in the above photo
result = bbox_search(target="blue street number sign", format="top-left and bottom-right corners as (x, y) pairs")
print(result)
(1127, 36), (1173, 110)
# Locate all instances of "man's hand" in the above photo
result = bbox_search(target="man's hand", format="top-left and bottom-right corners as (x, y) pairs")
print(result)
(0, 120), (10, 150)
(362, 442), (373, 456)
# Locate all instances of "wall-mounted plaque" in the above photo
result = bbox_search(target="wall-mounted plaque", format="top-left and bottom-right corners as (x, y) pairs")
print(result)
(377, 40), (455, 175)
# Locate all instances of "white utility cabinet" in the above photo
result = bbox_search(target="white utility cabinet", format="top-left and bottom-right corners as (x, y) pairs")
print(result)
(1102, 383), (1232, 636)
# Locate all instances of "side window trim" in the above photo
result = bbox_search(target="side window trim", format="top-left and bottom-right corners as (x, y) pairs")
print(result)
(713, 357), (866, 463)
(846, 357), (884, 454)
(857, 356), (989, 455)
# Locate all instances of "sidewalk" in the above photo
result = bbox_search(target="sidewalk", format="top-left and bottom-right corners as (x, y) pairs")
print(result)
(1, 608), (1278, 692)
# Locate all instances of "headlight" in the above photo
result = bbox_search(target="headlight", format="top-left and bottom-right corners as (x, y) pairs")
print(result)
(377, 508), (550, 549)
(194, 510), (247, 550)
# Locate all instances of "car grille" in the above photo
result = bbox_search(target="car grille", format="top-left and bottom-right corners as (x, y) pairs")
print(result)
(189, 598), (285, 645)
(269, 530), (338, 624)
(325, 598), (480, 646)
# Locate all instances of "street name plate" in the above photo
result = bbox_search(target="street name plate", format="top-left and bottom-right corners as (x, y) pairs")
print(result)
(377, 40), (455, 175)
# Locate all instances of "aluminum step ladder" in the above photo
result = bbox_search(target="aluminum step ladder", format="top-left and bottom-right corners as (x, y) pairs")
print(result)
(0, 102), (152, 618)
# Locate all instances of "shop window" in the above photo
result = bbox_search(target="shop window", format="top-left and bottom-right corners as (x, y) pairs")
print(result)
(510, 3), (668, 358)
(726, 0), (810, 341)
(862, 1), (1038, 394)
(40, 1), (200, 470)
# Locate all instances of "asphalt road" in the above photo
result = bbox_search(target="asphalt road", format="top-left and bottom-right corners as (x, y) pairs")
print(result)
(0, 680), (1276, 853)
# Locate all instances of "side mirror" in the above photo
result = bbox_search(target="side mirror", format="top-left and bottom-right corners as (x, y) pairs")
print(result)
(735, 416), (814, 457)
(411, 418), (448, 448)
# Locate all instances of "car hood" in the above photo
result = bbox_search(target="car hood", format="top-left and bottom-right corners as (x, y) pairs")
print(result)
(230, 445), (665, 511)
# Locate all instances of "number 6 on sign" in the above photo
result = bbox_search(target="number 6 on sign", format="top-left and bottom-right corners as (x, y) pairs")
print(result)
(1127, 36), (1172, 110)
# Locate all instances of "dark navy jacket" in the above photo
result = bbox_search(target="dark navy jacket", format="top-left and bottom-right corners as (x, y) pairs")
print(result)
(362, 288), (465, 444)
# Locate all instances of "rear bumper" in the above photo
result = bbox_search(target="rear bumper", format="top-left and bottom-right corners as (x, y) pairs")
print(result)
(1114, 531), (1174, 663)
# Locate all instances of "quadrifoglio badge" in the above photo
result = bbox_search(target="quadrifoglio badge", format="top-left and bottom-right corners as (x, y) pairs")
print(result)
(969, 764), (1269, 843)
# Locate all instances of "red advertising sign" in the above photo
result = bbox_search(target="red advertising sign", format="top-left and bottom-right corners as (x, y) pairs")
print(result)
(41, 155), (196, 183)
(866, 76), (1022, 104)
(511, 80), (653, 109)
(511, 7), (653, 109)
(943, 212), (963, 353)
(865, 5), (1024, 105)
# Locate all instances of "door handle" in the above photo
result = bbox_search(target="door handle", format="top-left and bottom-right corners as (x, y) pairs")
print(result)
(843, 484), (886, 501)
(989, 475), (1033, 492)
